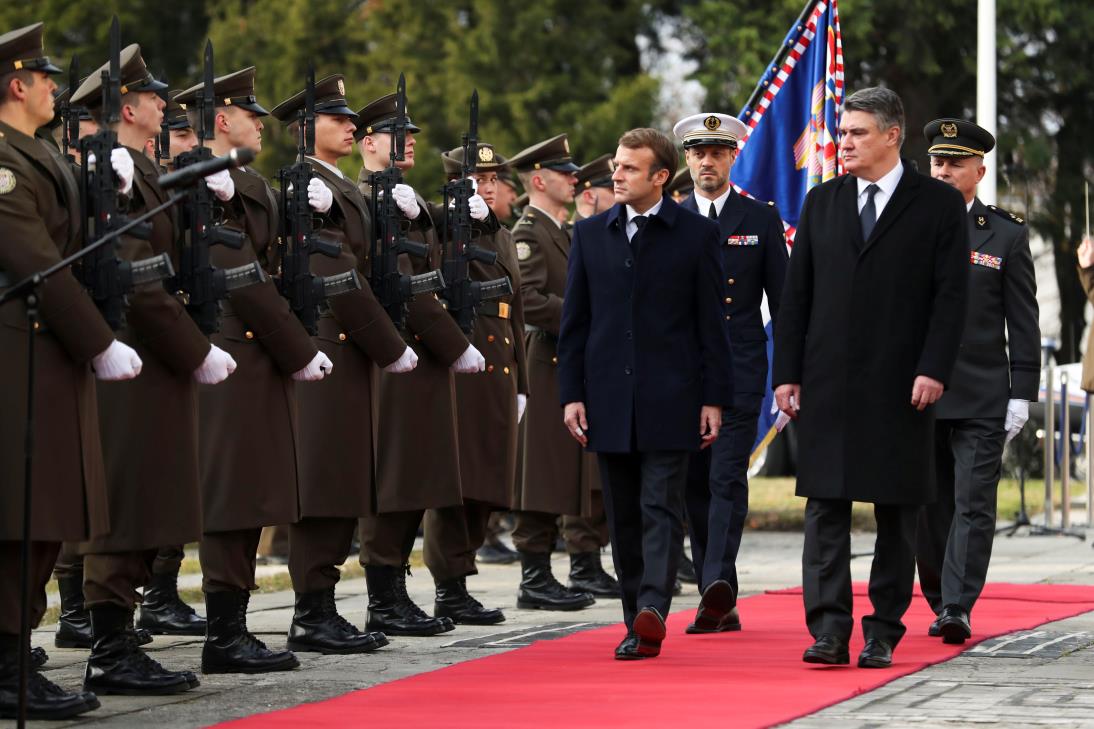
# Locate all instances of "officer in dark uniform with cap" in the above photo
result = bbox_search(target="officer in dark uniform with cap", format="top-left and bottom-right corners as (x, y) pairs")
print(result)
(72, 41), (240, 696)
(667, 165), (694, 203)
(178, 66), (331, 673)
(353, 91), (484, 637)
(572, 154), (616, 222)
(916, 118), (1039, 644)
(0, 21), (145, 720)
(270, 75), (416, 653)
(509, 134), (597, 611)
(420, 141), (527, 625)
(672, 111), (788, 634)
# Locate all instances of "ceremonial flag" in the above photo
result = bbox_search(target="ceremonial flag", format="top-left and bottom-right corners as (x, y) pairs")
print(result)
(732, 0), (845, 465)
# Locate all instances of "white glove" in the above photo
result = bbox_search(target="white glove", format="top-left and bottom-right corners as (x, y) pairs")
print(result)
(291, 351), (333, 382)
(468, 194), (489, 221)
(517, 393), (528, 423)
(1004, 398), (1030, 444)
(451, 344), (486, 373)
(88, 148), (135, 196)
(308, 177), (333, 214)
(204, 168), (235, 202)
(392, 183), (421, 219)
(91, 339), (143, 381)
(193, 344), (237, 385)
(384, 346), (419, 373)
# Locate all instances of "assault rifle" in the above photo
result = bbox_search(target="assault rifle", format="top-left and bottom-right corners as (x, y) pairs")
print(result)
(275, 65), (361, 335)
(169, 40), (266, 336)
(440, 89), (511, 334)
(76, 16), (173, 331)
(368, 73), (445, 331)
(59, 55), (80, 163)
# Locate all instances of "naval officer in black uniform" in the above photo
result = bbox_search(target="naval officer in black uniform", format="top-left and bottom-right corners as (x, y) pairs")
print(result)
(916, 118), (1040, 644)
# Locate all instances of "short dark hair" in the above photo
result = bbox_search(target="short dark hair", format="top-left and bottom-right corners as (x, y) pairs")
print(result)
(844, 87), (906, 146)
(89, 90), (142, 127)
(618, 127), (677, 182)
(0, 69), (37, 106)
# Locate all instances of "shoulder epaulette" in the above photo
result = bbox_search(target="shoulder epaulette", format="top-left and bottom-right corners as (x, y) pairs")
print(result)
(767, 200), (775, 207)
(987, 204), (1025, 225)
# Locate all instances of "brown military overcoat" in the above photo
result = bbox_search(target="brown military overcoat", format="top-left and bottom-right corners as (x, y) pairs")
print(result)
(84, 148), (212, 553)
(296, 160), (406, 518)
(358, 171), (471, 514)
(453, 225), (529, 508)
(198, 166), (318, 532)
(514, 206), (598, 516)
(0, 122), (114, 541)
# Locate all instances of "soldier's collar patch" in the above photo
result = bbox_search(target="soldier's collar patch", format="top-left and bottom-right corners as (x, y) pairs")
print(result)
(976, 215), (988, 229)
(0, 167), (15, 195)
(970, 251), (1002, 270)
(515, 241), (532, 261)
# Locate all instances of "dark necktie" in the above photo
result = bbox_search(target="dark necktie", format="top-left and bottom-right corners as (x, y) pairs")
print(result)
(860, 183), (880, 241)
(631, 214), (648, 242)
(708, 202), (718, 219)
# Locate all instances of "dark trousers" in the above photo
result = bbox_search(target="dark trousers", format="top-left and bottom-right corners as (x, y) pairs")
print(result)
(358, 510), (423, 568)
(288, 517), (357, 593)
(423, 501), (493, 582)
(511, 510), (558, 554)
(54, 543), (184, 580)
(686, 405), (758, 592)
(916, 417), (1006, 614)
(83, 550), (158, 609)
(200, 528), (262, 593)
(597, 450), (688, 630)
(803, 498), (918, 646)
(0, 541), (60, 635)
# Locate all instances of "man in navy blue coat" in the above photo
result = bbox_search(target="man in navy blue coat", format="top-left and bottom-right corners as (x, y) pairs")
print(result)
(673, 112), (788, 634)
(558, 128), (733, 660)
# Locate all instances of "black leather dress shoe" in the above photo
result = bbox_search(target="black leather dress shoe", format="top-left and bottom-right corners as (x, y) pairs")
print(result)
(928, 617), (942, 637)
(858, 638), (894, 668)
(938, 605), (972, 644)
(614, 634), (643, 660)
(31, 646), (47, 669)
(802, 634), (849, 665)
(686, 580), (738, 634)
(631, 607), (666, 658)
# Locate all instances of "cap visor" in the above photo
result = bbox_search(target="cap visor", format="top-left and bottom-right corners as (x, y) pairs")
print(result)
(318, 104), (357, 118)
(137, 78), (169, 93)
(546, 161), (580, 173)
(238, 101), (270, 116)
(42, 61), (64, 75)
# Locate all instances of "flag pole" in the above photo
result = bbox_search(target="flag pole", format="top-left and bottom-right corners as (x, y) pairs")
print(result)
(739, 0), (823, 120)
(977, 0), (997, 204)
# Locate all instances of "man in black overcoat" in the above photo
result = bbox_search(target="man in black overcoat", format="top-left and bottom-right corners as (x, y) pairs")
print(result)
(558, 128), (733, 660)
(772, 87), (969, 669)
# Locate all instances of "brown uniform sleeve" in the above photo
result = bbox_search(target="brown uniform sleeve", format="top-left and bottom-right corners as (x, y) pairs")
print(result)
(515, 223), (563, 335)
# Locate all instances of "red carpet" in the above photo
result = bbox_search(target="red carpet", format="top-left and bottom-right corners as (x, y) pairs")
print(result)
(216, 583), (1094, 729)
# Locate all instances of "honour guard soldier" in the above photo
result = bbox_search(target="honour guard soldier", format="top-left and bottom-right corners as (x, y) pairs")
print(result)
(420, 142), (527, 624)
(270, 75), (415, 654)
(916, 118), (1039, 643)
(354, 90), (484, 636)
(667, 165), (694, 203)
(672, 111), (788, 633)
(178, 66), (330, 672)
(0, 22), (143, 719)
(491, 161), (521, 224)
(572, 154), (616, 221)
(72, 42), (239, 696)
(509, 134), (597, 611)
(163, 91), (197, 161)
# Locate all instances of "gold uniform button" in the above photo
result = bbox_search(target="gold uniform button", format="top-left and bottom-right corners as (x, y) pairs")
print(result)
(245, 330), (254, 340)
(503, 366), (511, 375)
(724, 297), (733, 304)
(551, 356), (558, 365)
(504, 337), (511, 345)
(727, 278), (735, 285)
(338, 333), (347, 342)
(487, 364), (495, 373)
(487, 335), (496, 343)
(725, 314), (732, 320)
(32, 322), (40, 331)
(414, 334), (422, 342)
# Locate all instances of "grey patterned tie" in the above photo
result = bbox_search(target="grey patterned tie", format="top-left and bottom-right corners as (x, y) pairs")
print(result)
(860, 183), (880, 241)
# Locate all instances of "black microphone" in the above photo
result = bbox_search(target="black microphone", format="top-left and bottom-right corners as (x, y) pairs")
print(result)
(157, 147), (256, 190)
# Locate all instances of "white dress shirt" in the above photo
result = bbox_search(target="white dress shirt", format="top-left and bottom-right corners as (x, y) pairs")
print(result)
(307, 156), (344, 180)
(693, 186), (733, 219)
(855, 160), (903, 219)
(625, 198), (664, 241)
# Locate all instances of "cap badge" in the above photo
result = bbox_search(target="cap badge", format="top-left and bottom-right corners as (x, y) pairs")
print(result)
(0, 168), (15, 195)
(940, 122), (958, 138)
(337, 79), (345, 96)
(563, 138), (570, 154)
(705, 115), (721, 130)
(478, 147), (494, 162)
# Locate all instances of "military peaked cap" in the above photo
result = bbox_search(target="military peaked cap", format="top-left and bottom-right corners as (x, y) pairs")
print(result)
(352, 92), (421, 141)
(0, 23), (61, 75)
(176, 67), (268, 116)
(923, 118), (996, 158)
(71, 44), (166, 108)
(441, 141), (506, 176)
(508, 134), (579, 173)
(271, 74), (355, 123)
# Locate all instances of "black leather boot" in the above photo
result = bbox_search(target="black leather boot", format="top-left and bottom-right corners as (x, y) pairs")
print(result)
(287, 588), (388, 654)
(55, 574), (93, 649)
(517, 552), (595, 610)
(30, 646), (48, 669)
(567, 552), (621, 597)
(139, 570), (206, 636)
(434, 578), (505, 625)
(83, 604), (196, 696)
(365, 565), (451, 637)
(203, 590), (299, 673)
(0, 638), (99, 720)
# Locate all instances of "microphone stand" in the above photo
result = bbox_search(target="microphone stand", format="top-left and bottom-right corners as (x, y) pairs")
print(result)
(0, 192), (182, 729)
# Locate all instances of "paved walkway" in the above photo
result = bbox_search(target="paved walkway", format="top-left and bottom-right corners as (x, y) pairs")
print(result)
(15, 525), (1094, 728)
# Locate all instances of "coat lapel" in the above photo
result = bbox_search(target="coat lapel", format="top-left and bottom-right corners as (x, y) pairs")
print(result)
(862, 160), (919, 254)
(718, 190), (748, 237)
(968, 197), (994, 251)
(838, 175), (864, 254)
